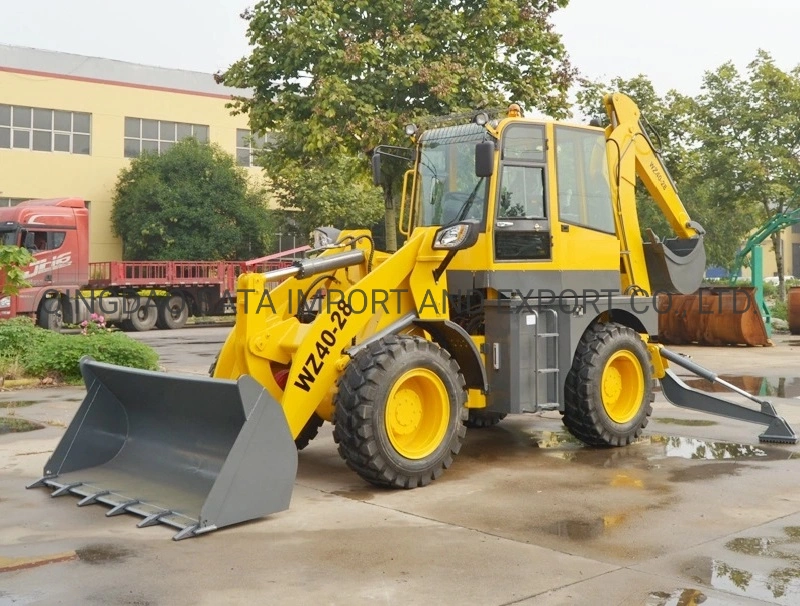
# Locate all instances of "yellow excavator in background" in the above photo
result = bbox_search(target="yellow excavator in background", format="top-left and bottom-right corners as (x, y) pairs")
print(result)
(29, 93), (797, 540)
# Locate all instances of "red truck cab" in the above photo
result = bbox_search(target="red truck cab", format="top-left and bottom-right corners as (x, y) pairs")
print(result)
(0, 198), (89, 325)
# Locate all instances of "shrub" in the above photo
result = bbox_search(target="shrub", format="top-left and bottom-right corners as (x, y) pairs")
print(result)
(23, 331), (159, 382)
(771, 300), (788, 322)
(0, 317), (159, 382)
(0, 317), (49, 360)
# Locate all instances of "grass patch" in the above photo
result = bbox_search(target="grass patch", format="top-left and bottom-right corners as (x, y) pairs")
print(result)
(0, 317), (159, 385)
(0, 417), (45, 434)
(653, 417), (718, 427)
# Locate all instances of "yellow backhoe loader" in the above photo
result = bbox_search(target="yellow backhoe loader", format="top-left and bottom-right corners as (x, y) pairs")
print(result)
(29, 93), (797, 540)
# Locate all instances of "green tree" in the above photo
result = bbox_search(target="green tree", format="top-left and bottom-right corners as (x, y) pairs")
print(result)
(111, 139), (274, 260)
(694, 51), (800, 299)
(270, 154), (385, 239)
(0, 245), (33, 295)
(218, 0), (576, 250)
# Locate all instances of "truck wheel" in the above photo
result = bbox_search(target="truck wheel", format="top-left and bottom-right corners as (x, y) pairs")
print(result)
(156, 295), (188, 330)
(465, 410), (507, 428)
(121, 301), (158, 332)
(36, 297), (63, 331)
(333, 335), (467, 488)
(562, 322), (654, 447)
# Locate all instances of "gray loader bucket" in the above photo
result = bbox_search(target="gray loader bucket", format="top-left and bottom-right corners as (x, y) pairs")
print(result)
(27, 357), (297, 540)
(643, 234), (706, 295)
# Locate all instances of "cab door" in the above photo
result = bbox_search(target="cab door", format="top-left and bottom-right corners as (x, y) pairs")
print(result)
(551, 125), (620, 277)
(492, 124), (551, 262)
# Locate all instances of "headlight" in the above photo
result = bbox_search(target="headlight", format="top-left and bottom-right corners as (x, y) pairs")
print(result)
(0, 296), (11, 309)
(432, 221), (480, 251)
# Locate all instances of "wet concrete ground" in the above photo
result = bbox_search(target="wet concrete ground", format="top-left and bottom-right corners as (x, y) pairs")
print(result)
(1, 328), (800, 604)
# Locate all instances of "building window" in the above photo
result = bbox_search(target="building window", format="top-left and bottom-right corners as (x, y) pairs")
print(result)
(124, 118), (209, 158)
(0, 104), (91, 154)
(236, 129), (271, 167)
(0, 197), (29, 207)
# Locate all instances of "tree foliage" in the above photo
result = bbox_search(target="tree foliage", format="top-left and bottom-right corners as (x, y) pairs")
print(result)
(111, 139), (273, 261)
(218, 0), (576, 248)
(0, 245), (33, 295)
(270, 154), (385, 238)
(694, 51), (800, 297)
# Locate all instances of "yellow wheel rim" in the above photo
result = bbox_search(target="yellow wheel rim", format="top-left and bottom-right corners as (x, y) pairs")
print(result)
(385, 368), (450, 459)
(601, 351), (644, 424)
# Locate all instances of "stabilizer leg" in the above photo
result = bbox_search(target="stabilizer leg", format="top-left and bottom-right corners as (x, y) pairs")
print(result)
(658, 348), (797, 444)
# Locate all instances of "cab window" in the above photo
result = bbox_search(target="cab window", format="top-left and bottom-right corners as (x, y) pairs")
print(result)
(555, 127), (615, 233)
(24, 230), (66, 252)
(498, 165), (545, 219)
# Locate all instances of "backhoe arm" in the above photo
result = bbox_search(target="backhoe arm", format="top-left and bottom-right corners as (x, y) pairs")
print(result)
(603, 93), (706, 295)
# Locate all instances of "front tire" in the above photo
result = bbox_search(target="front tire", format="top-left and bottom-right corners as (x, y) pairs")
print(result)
(562, 323), (654, 447)
(465, 410), (507, 428)
(36, 296), (63, 331)
(333, 335), (467, 488)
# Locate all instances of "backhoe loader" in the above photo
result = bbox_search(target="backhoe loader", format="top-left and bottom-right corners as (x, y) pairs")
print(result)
(29, 93), (797, 540)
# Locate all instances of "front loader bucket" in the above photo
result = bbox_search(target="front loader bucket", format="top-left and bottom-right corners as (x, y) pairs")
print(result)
(643, 235), (706, 295)
(27, 357), (297, 540)
(658, 287), (770, 347)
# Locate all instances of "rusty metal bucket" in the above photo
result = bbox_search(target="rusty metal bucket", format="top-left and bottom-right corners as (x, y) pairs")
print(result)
(657, 287), (770, 346)
(789, 287), (800, 336)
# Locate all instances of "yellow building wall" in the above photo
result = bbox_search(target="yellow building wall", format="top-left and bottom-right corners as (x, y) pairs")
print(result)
(0, 70), (262, 262)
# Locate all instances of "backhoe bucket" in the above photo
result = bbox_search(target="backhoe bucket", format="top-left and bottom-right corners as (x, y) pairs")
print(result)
(27, 357), (297, 540)
(658, 287), (770, 347)
(643, 236), (706, 295)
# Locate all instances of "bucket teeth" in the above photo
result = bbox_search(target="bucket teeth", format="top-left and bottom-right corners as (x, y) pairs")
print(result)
(172, 525), (200, 541)
(77, 491), (111, 506)
(106, 500), (140, 517)
(51, 482), (82, 497)
(137, 511), (174, 528)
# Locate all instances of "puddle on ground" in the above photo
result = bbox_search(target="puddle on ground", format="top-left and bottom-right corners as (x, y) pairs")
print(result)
(653, 417), (717, 427)
(75, 544), (134, 566)
(545, 514), (628, 541)
(682, 527), (800, 604)
(532, 431), (774, 462)
(0, 418), (45, 434)
(331, 489), (376, 501)
(653, 436), (768, 460)
(708, 558), (800, 604)
(2, 401), (36, 408)
(684, 375), (800, 399)
(647, 588), (710, 606)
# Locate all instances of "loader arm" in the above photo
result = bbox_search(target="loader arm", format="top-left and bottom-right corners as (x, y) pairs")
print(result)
(603, 93), (706, 295)
(215, 227), (452, 439)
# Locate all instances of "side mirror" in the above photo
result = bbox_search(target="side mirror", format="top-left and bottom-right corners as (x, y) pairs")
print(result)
(475, 142), (494, 178)
(372, 153), (382, 186)
(23, 232), (36, 250)
(432, 220), (480, 251)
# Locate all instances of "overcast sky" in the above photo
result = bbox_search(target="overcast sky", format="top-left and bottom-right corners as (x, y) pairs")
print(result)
(1, 0), (798, 98)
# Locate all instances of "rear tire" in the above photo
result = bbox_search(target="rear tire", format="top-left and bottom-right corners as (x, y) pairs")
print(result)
(333, 335), (467, 488)
(156, 294), (188, 330)
(562, 322), (654, 447)
(121, 300), (158, 332)
(465, 410), (507, 428)
(36, 296), (63, 331)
